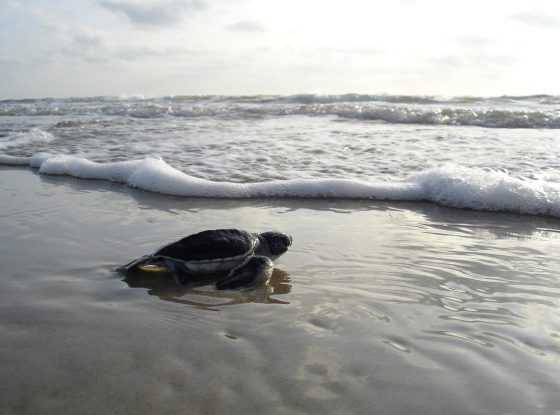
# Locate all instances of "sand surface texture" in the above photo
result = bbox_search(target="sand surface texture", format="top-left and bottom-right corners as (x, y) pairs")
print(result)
(1, 168), (560, 415)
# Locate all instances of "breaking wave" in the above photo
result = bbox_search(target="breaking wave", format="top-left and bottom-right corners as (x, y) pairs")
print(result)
(2, 153), (560, 218)
(2, 95), (560, 128)
(273, 105), (560, 129)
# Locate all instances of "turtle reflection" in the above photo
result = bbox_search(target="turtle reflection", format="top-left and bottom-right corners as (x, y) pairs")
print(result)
(123, 268), (291, 308)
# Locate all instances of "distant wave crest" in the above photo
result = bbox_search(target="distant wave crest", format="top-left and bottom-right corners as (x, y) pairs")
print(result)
(2, 95), (560, 128)
(3, 93), (560, 105)
(276, 104), (560, 129)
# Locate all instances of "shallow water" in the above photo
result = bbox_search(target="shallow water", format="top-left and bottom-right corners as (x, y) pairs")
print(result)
(4, 95), (560, 219)
(1, 168), (560, 414)
(3, 95), (560, 183)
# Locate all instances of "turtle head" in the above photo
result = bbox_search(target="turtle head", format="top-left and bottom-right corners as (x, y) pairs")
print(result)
(258, 231), (292, 257)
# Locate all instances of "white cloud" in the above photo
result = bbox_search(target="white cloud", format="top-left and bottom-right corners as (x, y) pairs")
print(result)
(98, 0), (206, 26)
(225, 20), (265, 33)
(2, 0), (560, 98)
(512, 11), (560, 29)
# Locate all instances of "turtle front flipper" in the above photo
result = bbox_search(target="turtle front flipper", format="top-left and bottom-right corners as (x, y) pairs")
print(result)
(216, 256), (273, 290)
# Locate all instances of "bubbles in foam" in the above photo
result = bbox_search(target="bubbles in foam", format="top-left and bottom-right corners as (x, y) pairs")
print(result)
(412, 165), (560, 217)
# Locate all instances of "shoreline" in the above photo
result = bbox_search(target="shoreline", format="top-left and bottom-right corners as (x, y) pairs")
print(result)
(4, 154), (560, 220)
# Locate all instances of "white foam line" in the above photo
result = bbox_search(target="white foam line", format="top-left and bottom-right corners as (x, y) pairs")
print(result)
(32, 154), (422, 200)
(2, 153), (560, 217)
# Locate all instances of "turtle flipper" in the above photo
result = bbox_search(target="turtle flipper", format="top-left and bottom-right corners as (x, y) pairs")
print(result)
(117, 255), (155, 274)
(216, 256), (273, 290)
(162, 259), (193, 285)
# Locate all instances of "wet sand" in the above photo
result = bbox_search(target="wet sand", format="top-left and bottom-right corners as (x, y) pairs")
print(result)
(1, 167), (560, 415)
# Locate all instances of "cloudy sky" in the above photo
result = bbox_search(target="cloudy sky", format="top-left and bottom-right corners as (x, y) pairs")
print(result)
(1, 0), (559, 98)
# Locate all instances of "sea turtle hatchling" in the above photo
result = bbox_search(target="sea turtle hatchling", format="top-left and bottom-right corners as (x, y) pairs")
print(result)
(117, 229), (292, 289)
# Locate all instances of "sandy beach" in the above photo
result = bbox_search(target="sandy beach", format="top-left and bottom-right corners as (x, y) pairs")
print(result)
(1, 166), (560, 414)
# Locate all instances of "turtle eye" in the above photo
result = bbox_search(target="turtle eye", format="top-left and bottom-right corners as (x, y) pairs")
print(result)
(272, 235), (291, 254)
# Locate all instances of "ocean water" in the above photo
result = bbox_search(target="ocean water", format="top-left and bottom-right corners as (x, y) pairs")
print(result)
(2, 95), (560, 414)
(2, 94), (560, 216)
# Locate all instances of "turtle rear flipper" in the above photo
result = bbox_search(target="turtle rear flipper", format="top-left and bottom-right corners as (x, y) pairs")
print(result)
(216, 256), (273, 290)
(117, 255), (155, 274)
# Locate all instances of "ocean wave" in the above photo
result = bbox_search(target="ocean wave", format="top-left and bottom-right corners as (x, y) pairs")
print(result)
(78, 104), (560, 128)
(271, 94), (444, 105)
(275, 104), (560, 128)
(3, 97), (560, 128)
(0, 129), (56, 150)
(53, 119), (115, 128)
(253, 93), (560, 106)
(2, 153), (560, 218)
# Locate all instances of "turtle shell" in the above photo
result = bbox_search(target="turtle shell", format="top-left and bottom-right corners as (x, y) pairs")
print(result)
(154, 229), (258, 274)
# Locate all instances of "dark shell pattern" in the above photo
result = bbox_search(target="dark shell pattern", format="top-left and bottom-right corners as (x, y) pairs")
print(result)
(155, 229), (256, 262)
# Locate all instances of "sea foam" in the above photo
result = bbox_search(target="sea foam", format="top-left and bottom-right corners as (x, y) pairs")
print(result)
(2, 153), (560, 218)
